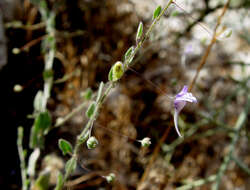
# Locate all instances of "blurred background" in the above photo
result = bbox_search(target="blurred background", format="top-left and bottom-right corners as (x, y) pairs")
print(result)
(0, 0), (250, 189)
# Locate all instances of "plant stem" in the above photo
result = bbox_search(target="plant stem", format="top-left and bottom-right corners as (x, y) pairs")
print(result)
(189, 0), (230, 91)
(17, 127), (28, 190)
(125, 0), (174, 69)
(232, 156), (250, 175)
(176, 175), (216, 190)
(56, 1), (175, 189)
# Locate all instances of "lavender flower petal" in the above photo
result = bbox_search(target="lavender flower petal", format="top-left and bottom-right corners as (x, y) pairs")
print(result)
(175, 92), (197, 103)
(173, 85), (197, 137)
(174, 110), (182, 137)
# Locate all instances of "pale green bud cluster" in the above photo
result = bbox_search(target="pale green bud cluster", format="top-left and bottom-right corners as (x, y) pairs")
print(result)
(87, 136), (98, 149)
(140, 137), (151, 147)
(105, 173), (116, 183)
(108, 61), (124, 82)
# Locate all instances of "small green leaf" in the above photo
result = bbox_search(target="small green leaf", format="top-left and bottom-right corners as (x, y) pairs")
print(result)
(29, 111), (51, 148)
(27, 148), (40, 177)
(153, 5), (162, 19)
(108, 67), (114, 81)
(136, 22), (143, 41)
(55, 172), (64, 190)
(85, 102), (96, 118)
(84, 88), (92, 100)
(96, 82), (104, 102)
(35, 111), (51, 133)
(124, 46), (134, 62)
(34, 171), (50, 190)
(58, 139), (73, 156)
(34, 91), (43, 112)
(65, 158), (77, 175)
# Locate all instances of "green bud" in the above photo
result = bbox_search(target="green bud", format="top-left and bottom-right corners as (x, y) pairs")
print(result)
(109, 61), (124, 82)
(136, 22), (143, 42)
(87, 136), (98, 149)
(13, 84), (23, 92)
(105, 173), (116, 183)
(12, 48), (21, 54)
(140, 137), (151, 147)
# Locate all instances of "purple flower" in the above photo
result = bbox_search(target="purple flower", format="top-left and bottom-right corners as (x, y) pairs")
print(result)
(184, 44), (193, 55)
(174, 86), (197, 137)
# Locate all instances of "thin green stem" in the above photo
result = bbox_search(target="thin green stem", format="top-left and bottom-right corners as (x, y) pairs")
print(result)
(176, 175), (216, 190)
(55, 1), (175, 189)
(124, 0), (174, 69)
(232, 156), (250, 175)
(17, 127), (28, 190)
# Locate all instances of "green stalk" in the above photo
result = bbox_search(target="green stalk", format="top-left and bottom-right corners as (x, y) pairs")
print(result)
(55, 1), (175, 189)
(17, 127), (28, 190)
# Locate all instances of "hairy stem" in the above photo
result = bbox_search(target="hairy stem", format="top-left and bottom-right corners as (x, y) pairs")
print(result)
(56, 1), (175, 189)
(17, 127), (28, 190)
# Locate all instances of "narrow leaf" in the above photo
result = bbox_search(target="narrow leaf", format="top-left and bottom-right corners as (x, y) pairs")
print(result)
(108, 67), (113, 81)
(34, 111), (51, 134)
(29, 111), (51, 148)
(153, 5), (162, 19)
(124, 46), (134, 62)
(65, 158), (77, 175)
(34, 91), (43, 112)
(55, 172), (64, 190)
(34, 171), (50, 190)
(136, 22), (143, 41)
(58, 139), (73, 156)
(85, 102), (96, 118)
(27, 148), (40, 177)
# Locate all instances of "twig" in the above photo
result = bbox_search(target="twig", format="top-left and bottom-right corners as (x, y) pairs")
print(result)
(173, 1), (213, 37)
(15, 35), (47, 52)
(212, 94), (250, 190)
(189, 0), (230, 91)
(5, 21), (45, 30)
(176, 175), (216, 190)
(232, 156), (250, 175)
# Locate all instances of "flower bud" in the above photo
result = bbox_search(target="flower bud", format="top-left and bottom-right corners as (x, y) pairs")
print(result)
(140, 137), (151, 147)
(108, 61), (124, 82)
(105, 173), (115, 183)
(87, 136), (98, 149)
(13, 84), (23, 92)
